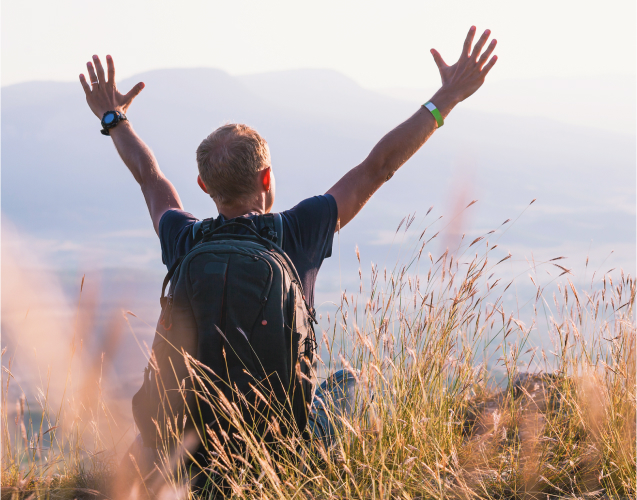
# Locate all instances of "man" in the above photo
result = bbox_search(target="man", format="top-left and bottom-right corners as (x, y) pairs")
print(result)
(79, 26), (496, 486)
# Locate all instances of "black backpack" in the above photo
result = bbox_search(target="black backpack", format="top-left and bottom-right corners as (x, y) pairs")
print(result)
(132, 213), (318, 451)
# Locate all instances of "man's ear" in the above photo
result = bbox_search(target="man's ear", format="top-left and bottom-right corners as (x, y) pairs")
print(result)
(261, 167), (271, 192)
(197, 175), (209, 194)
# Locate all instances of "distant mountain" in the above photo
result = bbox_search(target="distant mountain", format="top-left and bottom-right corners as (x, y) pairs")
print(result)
(2, 67), (635, 300)
(2, 68), (634, 402)
(378, 74), (636, 136)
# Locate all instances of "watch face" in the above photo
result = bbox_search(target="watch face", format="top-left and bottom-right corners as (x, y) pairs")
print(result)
(103, 113), (116, 124)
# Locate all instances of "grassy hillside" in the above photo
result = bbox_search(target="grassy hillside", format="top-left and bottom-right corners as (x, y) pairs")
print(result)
(2, 233), (634, 499)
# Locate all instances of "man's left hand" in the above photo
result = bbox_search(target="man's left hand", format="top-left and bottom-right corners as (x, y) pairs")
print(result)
(431, 26), (498, 104)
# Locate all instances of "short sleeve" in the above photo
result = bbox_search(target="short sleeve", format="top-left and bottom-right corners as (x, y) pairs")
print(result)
(159, 209), (199, 269)
(280, 194), (338, 268)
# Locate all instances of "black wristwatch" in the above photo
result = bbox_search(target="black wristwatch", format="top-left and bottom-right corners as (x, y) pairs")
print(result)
(100, 110), (127, 136)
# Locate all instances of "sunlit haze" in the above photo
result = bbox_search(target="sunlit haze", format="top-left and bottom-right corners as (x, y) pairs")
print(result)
(2, 0), (635, 88)
(2, 1), (635, 491)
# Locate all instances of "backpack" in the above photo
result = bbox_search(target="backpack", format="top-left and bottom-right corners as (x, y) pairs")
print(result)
(132, 213), (318, 452)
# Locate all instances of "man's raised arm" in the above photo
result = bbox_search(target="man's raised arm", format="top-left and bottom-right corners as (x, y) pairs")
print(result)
(79, 55), (182, 235)
(327, 26), (497, 229)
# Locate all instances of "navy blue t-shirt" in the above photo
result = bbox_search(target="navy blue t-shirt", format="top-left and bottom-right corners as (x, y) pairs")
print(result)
(159, 194), (338, 307)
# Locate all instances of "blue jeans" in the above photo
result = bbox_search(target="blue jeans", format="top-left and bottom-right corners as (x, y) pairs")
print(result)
(307, 369), (358, 449)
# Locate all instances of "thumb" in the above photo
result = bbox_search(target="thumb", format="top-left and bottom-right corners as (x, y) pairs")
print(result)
(430, 49), (448, 69)
(124, 81), (145, 102)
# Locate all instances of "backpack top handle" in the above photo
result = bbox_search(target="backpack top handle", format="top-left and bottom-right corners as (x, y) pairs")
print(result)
(201, 219), (272, 245)
(193, 213), (284, 246)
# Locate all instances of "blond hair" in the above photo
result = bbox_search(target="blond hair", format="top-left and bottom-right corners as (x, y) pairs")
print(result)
(196, 124), (270, 207)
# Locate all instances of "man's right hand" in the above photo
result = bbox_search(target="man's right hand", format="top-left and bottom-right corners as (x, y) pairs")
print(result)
(79, 55), (145, 119)
(79, 54), (183, 235)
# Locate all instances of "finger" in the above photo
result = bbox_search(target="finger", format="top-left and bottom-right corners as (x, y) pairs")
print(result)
(79, 74), (91, 96)
(92, 55), (106, 84)
(106, 54), (115, 86)
(462, 26), (476, 57)
(471, 29), (491, 60)
(430, 49), (448, 69)
(482, 55), (498, 76)
(87, 62), (99, 86)
(478, 39), (497, 68)
(124, 82), (145, 103)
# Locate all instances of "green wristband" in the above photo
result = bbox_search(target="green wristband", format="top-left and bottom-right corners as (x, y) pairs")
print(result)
(423, 101), (444, 128)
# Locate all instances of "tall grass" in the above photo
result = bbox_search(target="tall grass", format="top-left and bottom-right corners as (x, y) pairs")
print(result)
(2, 219), (635, 499)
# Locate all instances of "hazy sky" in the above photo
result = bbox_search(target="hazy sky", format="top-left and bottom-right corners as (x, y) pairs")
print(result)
(2, 0), (635, 89)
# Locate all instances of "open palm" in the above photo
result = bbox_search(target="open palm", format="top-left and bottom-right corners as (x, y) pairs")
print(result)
(431, 27), (498, 103)
(79, 55), (145, 119)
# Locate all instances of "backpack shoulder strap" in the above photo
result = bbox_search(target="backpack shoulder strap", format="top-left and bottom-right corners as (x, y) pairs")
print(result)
(258, 213), (284, 248)
(273, 213), (284, 249)
(192, 220), (203, 241)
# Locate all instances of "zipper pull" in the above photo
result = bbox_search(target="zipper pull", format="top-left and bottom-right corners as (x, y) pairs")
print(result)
(159, 295), (174, 330)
